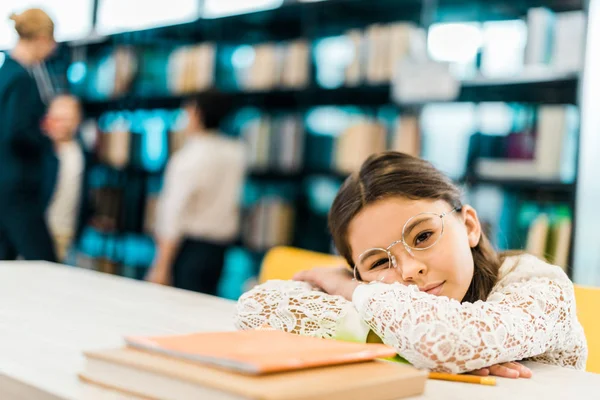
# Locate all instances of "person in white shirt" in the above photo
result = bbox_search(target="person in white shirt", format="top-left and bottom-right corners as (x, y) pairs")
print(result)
(146, 92), (245, 295)
(44, 94), (85, 261)
(235, 151), (587, 378)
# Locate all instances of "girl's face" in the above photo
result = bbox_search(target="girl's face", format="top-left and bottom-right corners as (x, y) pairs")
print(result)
(347, 197), (482, 302)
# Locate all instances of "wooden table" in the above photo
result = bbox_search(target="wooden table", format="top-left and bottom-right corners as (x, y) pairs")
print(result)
(1, 262), (599, 400)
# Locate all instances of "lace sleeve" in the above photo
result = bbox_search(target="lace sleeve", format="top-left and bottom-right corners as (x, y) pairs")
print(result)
(235, 280), (370, 342)
(352, 277), (587, 373)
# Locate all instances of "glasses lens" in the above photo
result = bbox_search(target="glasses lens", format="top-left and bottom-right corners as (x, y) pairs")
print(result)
(356, 249), (391, 282)
(402, 214), (443, 251)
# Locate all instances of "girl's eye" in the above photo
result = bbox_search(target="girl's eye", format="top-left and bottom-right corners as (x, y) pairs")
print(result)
(371, 258), (390, 270)
(414, 231), (433, 246)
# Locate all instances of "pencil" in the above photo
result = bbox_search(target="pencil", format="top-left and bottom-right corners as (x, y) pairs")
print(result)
(428, 372), (496, 386)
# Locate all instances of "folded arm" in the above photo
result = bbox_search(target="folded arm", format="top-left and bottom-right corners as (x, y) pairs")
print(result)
(352, 277), (585, 373)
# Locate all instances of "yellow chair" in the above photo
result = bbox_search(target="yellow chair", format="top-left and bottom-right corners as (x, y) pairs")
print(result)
(258, 246), (346, 283)
(574, 285), (600, 373)
(260, 247), (600, 373)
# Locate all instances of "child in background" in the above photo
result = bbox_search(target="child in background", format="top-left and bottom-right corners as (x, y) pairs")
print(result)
(235, 151), (587, 378)
(146, 91), (245, 295)
(44, 94), (85, 261)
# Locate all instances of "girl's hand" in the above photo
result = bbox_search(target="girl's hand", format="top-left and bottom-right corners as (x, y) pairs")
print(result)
(293, 267), (360, 301)
(471, 362), (532, 379)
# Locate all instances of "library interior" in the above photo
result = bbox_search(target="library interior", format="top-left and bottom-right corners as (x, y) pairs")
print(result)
(2, 0), (600, 399)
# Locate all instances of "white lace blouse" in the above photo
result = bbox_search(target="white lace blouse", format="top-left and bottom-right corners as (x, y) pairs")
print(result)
(235, 254), (587, 373)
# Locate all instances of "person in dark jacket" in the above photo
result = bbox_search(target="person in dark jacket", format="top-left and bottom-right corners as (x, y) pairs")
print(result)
(0, 8), (58, 261)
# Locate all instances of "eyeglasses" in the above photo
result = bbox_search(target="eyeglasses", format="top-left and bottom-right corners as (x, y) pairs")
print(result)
(354, 207), (461, 282)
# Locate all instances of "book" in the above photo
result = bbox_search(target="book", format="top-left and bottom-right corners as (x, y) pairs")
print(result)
(335, 121), (387, 173)
(345, 29), (364, 86)
(80, 347), (427, 400)
(168, 44), (215, 94)
(387, 23), (414, 81)
(392, 115), (420, 157)
(281, 40), (310, 89)
(125, 329), (398, 375)
(524, 7), (555, 66)
(536, 105), (578, 180)
(551, 217), (572, 271)
(552, 11), (585, 73)
(247, 44), (278, 91)
(112, 47), (138, 98)
(366, 24), (389, 83)
(526, 213), (550, 259)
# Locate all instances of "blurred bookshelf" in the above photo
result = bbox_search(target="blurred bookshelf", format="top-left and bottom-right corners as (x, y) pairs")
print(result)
(36, 0), (592, 294)
(82, 73), (578, 116)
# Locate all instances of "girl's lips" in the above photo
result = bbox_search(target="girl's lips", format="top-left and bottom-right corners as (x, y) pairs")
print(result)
(421, 281), (445, 296)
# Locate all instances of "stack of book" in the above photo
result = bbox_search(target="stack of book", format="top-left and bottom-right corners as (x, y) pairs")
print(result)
(242, 113), (305, 173)
(521, 203), (573, 270)
(80, 329), (427, 400)
(235, 39), (310, 91)
(344, 22), (425, 86)
(335, 120), (387, 173)
(168, 43), (216, 94)
(242, 196), (295, 251)
(334, 115), (421, 174)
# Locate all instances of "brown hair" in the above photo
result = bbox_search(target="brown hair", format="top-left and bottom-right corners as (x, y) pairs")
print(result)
(9, 8), (54, 40)
(328, 151), (501, 303)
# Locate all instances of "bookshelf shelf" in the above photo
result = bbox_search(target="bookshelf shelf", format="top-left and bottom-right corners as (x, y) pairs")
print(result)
(249, 169), (350, 181)
(82, 75), (578, 116)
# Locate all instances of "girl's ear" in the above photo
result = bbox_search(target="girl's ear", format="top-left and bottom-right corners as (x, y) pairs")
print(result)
(460, 205), (482, 248)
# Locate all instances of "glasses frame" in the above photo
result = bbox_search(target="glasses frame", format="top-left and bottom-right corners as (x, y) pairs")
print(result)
(353, 207), (462, 282)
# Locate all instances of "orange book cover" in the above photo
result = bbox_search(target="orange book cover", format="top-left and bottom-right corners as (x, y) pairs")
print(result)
(125, 329), (398, 375)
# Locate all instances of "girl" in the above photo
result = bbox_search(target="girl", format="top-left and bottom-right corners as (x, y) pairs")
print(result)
(235, 151), (587, 377)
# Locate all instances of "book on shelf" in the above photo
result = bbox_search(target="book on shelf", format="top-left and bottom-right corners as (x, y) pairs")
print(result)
(246, 44), (279, 91)
(535, 105), (578, 181)
(99, 130), (131, 169)
(525, 213), (550, 259)
(524, 7), (555, 67)
(392, 115), (420, 157)
(552, 11), (586, 73)
(345, 29), (364, 86)
(168, 44), (215, 94)
(366, 24), (388, 84)
(243, 113), (304, 173)
(388, 23), (415, 81)
(348, 22), (419, 86)
(335, 121), (387, 174)
(271, 114), (305, 172)
(280, 39), (310, 89)
(547, 217), (572, 270)
(243, 116), (271, 171)
(80, 330), (426, 400)
(517, 202), (572, 270)
(103, 46), (138, 98)
(243, 197), (295, 251)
